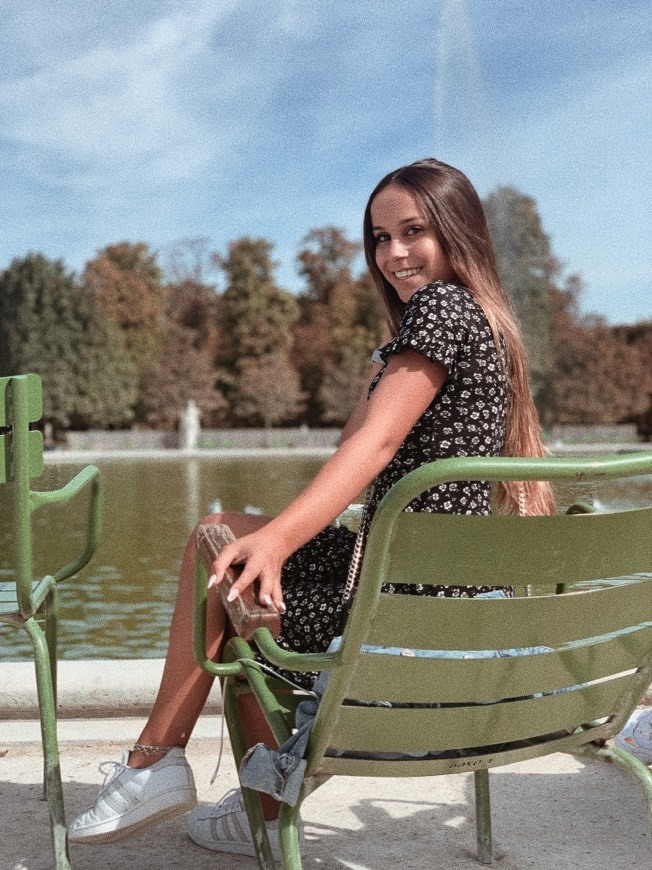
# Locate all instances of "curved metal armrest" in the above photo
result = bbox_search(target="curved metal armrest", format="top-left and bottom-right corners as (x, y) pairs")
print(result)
(252, 627), (342, 675)
(34, 465), (103, 584)
(50, 465), (104, 583)
(30, 464), (100, 511)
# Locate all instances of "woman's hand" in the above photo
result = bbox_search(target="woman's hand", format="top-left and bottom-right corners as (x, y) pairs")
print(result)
(207, 529), (288, 613)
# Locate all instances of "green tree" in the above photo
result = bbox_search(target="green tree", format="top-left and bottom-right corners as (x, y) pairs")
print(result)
(294, 228), (385, 425)
(235, 354), (306, 427)
(83, 241), (165, 374)
(542, 277), (650, 424)
(0, 253), (138, 428)
(138, 322), (226, 428)
(483, 187), (555, 403)
(214, 238), (299, 423)
(215, 238), (298, 361)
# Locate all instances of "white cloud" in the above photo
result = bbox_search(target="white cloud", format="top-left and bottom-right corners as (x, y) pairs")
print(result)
(0, 1), (244, 187)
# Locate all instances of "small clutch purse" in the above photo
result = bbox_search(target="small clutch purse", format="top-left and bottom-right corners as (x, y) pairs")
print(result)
(195, 523), (282, 640)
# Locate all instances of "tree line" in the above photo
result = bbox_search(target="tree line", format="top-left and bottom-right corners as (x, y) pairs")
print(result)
(0, 187), (649, 435)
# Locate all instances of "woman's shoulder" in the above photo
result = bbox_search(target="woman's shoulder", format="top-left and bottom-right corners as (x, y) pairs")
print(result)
(401, 282), (488, 334)
(407, 281), (480, 316)
(374, 283), (476, 368)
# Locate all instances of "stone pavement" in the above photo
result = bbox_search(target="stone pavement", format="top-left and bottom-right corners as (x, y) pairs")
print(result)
(1, 660), (651, 869)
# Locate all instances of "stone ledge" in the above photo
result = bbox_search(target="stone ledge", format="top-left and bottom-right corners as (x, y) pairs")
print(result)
(0, 659), (223, 719)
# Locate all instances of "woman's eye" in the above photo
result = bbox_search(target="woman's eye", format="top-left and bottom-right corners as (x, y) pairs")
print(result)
(406, 225), (423, 236)
(374, 233), (390, 243)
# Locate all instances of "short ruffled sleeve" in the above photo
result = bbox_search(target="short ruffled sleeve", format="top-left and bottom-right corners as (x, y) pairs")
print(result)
(377, 282), (469, 374)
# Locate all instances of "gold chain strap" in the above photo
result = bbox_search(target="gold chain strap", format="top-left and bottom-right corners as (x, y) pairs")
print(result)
(518, 483), (532, 596)
(341, 488), (374, 608)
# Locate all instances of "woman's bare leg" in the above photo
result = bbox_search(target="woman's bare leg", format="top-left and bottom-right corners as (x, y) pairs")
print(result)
(129, 511), (273, 769)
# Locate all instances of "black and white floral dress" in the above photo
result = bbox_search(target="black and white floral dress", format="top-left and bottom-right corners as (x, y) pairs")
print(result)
(275, 282), (509, 686)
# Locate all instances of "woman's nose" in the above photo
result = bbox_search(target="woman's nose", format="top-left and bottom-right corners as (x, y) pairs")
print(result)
(388, 238), (408, 258)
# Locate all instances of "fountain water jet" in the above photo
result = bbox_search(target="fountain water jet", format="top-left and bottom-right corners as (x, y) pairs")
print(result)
(435, 0), (493, 158)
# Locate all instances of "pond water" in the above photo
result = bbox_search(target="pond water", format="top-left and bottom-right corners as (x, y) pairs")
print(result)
(0, 455), (325, 660)
(1, 454), (650, 660)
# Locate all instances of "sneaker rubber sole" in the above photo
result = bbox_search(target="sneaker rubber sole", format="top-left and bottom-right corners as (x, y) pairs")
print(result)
(69, 792), (197, 845)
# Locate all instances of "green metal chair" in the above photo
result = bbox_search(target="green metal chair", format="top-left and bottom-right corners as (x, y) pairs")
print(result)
(0, 374), (102, 870)
(194, 453), (652, 869)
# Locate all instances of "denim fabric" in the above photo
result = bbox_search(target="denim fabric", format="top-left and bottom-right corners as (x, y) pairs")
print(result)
(238, 721), (312, 806)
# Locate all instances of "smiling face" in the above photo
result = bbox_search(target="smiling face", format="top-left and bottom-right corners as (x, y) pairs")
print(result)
(370, 183), (455, 303)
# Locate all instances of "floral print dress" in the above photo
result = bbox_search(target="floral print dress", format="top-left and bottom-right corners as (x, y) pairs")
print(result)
(274, 282), (510, 686)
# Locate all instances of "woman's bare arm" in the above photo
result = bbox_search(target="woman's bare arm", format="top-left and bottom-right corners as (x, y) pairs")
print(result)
(339, 362), (383, 444)
(210, 349), (447, 609)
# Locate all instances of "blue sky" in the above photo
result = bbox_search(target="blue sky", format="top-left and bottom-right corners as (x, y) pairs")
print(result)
(1, 0), (650, 324)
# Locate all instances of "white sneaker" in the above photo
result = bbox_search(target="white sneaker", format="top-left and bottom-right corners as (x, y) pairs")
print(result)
(613, 708), (652, 765)
(68, 747), (197, 844)
(187, 788), (304, 860)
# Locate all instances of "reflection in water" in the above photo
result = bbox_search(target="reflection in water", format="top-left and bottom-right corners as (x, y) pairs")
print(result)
(185, 458), (200, 533)
(0, 457), (650, 660)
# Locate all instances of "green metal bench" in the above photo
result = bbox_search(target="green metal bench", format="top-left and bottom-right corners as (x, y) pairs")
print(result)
(0, 374), (103, 870)
(194, 453), (652, 869)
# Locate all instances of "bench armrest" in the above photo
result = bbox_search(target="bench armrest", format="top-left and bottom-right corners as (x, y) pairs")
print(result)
(253, 627), (341, 674)
(13, 466), (102, 611)
(47, 466), (103, 583)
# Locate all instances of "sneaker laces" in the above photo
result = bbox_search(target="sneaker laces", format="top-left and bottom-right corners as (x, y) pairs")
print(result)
(212, 787), (244, 816)
(195, 787), (244, 821)
(97, 753), (130, 793)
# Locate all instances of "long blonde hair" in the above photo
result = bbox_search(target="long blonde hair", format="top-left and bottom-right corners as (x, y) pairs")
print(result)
(363, 158), (555, 515)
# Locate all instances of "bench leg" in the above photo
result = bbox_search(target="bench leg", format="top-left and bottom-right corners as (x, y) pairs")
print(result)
(222, 678), (278, 870)
(474, 769), (493, 865)
(44, 587), (60, 799)
(278, 801), (303, 870)
(24, 616), (71, 870)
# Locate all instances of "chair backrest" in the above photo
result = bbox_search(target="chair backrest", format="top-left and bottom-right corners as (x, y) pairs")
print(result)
(0, 374), (44, 485)
(0, 375), (45, 616)
(308, 454), (652, 777)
